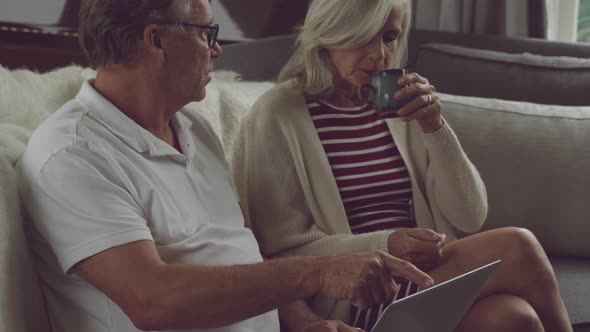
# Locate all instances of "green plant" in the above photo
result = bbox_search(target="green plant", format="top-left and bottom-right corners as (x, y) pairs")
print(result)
(578, 0), (590, 42)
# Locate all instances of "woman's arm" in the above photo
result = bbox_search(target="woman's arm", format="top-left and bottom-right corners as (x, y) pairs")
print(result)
(422, 121), (488, 233)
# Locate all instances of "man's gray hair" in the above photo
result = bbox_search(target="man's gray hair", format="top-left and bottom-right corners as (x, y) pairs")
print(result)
(79, 0), (193, 69)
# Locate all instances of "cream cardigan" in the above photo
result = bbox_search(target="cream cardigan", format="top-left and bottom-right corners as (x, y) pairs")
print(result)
(232, 81), (488, 322)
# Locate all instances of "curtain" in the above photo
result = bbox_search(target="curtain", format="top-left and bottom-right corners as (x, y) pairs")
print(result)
(412, 0), (546, 38)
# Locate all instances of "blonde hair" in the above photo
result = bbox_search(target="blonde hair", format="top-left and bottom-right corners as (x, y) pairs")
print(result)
(279, 0), (412, 99)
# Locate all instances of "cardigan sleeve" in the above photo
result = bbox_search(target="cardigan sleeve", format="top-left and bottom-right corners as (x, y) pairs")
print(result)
(231, 94), (392, 259)
(421, 121), (488, 233)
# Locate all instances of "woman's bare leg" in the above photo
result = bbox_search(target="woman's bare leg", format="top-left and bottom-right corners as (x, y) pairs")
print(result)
(455, 294), (544, 332)
(427, 227), (572, 332)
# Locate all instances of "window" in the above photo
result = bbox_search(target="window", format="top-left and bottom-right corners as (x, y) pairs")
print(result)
(579, 0), (590, 42)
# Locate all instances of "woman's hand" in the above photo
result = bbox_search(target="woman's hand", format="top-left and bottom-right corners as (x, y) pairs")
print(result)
(391, 72), (443, 133)
(387, 228), (447, 271)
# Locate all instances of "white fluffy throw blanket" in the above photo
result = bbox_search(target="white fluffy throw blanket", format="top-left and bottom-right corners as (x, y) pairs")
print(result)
(0, 66), (273, 167)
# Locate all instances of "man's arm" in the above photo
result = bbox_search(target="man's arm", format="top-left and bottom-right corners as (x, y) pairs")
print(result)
(76, 240), (433, 331)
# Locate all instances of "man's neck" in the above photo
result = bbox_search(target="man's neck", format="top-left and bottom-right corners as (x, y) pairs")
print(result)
(93, 65), (180, 144)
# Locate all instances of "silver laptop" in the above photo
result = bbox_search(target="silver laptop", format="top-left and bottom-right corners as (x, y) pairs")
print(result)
(371, 260), (501, 332)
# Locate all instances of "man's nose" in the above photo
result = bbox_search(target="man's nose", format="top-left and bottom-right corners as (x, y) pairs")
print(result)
(211, 42), (222, 58)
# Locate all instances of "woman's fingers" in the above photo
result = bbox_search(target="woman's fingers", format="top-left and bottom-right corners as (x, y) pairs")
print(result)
(398, 72), (429, 86)
(394, 81), (434, 101)
(406, 228), (445, 243)
(391, 73), (442, 132)
(399, 102), (439, 122)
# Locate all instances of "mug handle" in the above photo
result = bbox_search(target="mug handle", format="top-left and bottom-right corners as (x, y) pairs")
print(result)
(357, 84), (377, 103)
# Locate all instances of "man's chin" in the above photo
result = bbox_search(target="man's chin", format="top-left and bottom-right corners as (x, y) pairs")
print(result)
(192, 87), (207, 102)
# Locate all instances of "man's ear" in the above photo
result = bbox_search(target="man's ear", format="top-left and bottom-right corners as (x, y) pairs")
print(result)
(142, 24), (166, 61)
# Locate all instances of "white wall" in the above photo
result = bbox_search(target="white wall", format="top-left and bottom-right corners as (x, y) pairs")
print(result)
(0, 0), (66, 25)
(211, 1), (250, 41)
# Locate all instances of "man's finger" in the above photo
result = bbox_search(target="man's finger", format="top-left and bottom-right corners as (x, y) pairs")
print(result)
(379, 252), (434, 288)
(378, 269), (398, 304)
(366, 274), (387, 306)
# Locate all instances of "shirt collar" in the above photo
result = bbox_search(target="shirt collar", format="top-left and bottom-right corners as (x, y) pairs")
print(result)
(75, 80), (192, 156)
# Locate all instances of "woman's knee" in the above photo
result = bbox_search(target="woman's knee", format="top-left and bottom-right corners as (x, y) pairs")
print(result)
(491, 299), (543, 332)
(497, 227), (546, 262)
(463, 295), (544, 332)
(497, 227), (558, 289)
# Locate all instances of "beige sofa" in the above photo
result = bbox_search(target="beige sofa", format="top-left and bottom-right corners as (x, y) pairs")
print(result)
(1, 31), (590, 331)
(214, 30), (590, 331)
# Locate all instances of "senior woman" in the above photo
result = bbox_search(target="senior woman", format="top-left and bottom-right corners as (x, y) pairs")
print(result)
(232, 0), (572, 331)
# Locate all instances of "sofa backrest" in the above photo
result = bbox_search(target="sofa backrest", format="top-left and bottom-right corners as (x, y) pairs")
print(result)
(214, 30), (590, 106)
(214, 34), (296, 82)
(406, 29), (590, 71)
(414, 43), (590, 106)
(439, 94), (590, 257)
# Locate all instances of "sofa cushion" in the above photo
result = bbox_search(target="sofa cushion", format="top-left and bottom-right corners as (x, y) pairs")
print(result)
(439, 92), (590, 258)
(0, 158), (51, 332)
(551, 257), (590, 326)
(415, 43), (590, 106)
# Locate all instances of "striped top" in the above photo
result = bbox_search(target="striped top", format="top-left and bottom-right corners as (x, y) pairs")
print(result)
(307, 100), (415, 234)
(308, 100), (420, 331)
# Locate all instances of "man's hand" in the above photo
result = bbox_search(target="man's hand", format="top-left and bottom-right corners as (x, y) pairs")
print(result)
(300, 320), (363, 332)
(387, 228), (446, 270)
(317, 250), (434, 309)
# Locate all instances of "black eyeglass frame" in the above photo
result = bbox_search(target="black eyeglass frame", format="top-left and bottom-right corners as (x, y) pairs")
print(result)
(154, 20), (219, 48)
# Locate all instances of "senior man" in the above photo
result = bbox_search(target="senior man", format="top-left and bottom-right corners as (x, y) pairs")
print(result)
(17, 1), (433, 332)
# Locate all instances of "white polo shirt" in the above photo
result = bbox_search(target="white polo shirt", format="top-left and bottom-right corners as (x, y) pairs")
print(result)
(18, 81), (280, 332)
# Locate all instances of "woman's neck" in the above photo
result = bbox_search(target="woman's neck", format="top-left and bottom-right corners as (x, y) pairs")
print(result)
(326, 80), (366, 107)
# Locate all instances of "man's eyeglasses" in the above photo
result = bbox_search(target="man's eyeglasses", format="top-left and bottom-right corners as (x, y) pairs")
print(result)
(154, 20), (219, 48)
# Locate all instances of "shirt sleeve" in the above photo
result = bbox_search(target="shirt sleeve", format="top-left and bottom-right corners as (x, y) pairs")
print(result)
(422, 121), (488, 233)
(26, 146), (153, 274)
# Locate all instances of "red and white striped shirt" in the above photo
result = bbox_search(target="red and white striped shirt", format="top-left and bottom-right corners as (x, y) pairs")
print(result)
(307, 100), (415, 233)
(308, 100), (419, 330)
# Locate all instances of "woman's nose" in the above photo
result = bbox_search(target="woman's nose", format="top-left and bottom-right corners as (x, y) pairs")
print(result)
(366, 38), (385, 63)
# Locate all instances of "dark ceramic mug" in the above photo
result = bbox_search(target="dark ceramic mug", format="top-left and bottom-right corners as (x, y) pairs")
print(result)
(357, 68), (411, 115)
